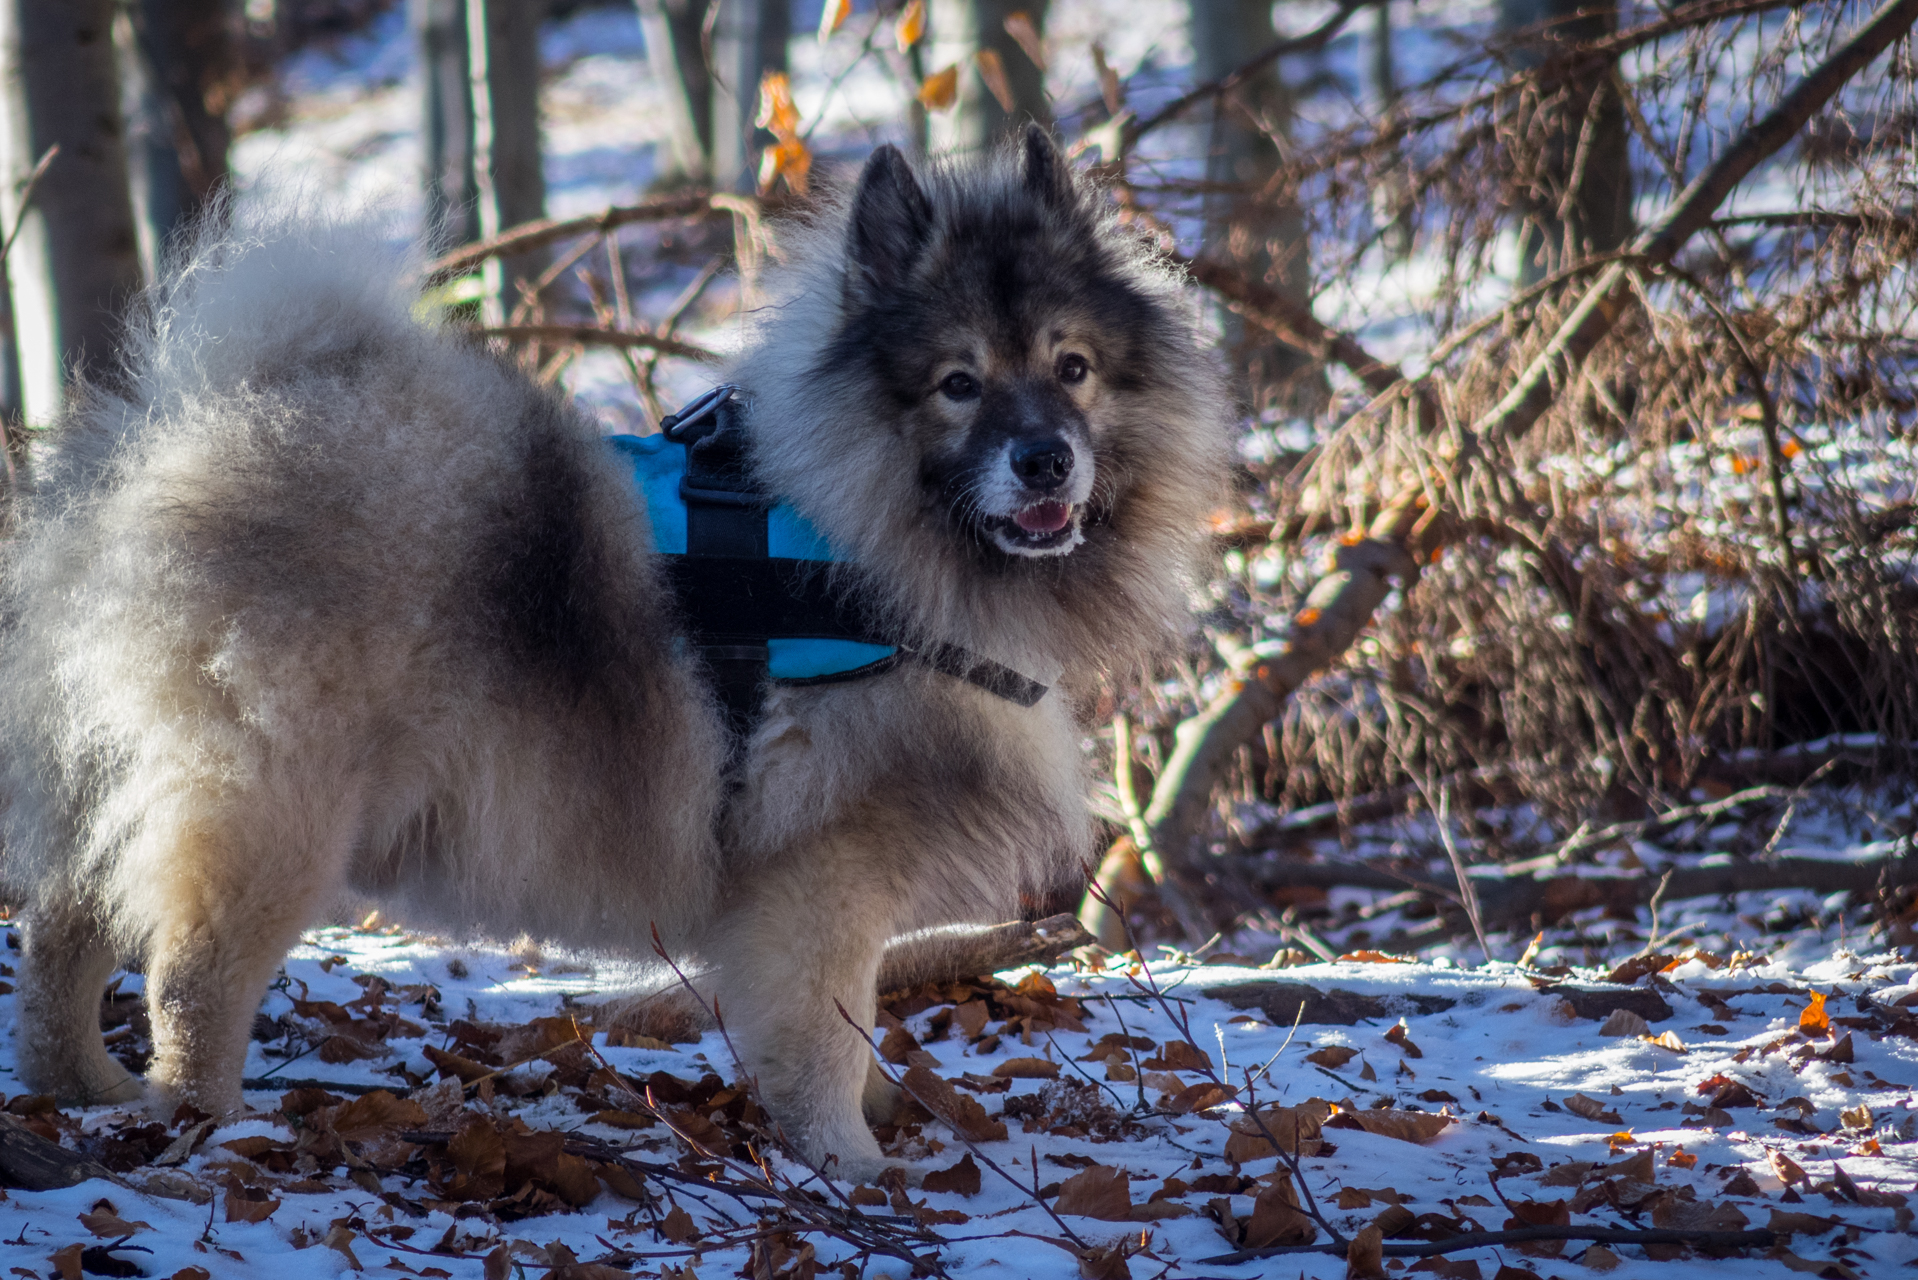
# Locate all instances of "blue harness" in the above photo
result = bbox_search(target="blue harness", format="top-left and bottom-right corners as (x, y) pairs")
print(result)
(604, 386), (1047, 740)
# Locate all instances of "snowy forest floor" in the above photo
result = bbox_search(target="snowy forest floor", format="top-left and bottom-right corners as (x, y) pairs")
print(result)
(0, 900), (1914, 1279)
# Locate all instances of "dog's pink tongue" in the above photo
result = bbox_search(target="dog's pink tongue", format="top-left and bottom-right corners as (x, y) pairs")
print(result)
(1015, 502), (1071, 534)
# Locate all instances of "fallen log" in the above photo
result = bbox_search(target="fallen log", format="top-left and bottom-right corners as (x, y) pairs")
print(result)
(0, 1113), (113, 1191)
(1241, 850), (1918, 933)
(877, 914), (1094, 991)
(594, 915), (1094, 1041)
(1203, 1224), (1778, 1265)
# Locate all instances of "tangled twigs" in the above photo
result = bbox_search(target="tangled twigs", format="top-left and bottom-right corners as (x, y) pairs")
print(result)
(1086, 0), (1918, 943)
(1083, 878), (1347, 1247)
(1117, 1), (1367, 158)
(1084, 518), (1423, 942)
(1476, 0), (1918, 449)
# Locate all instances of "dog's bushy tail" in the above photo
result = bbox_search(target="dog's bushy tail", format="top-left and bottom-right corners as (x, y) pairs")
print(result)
(131, 206), (422, 416)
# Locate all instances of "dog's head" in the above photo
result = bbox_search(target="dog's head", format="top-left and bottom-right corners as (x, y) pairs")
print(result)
(745, 128), (1229, 667)
(825, 128), (1188, 562)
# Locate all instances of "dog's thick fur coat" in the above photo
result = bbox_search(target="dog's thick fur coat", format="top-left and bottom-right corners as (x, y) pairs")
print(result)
(0, 131), (1228, 1178)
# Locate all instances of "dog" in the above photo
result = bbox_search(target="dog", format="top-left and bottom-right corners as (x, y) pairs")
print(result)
(0, 127), (1229, 1180)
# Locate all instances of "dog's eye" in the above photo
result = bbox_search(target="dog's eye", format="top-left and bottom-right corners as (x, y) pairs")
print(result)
(939, 371), (979, 400)
(1058, 353), (1089, 384)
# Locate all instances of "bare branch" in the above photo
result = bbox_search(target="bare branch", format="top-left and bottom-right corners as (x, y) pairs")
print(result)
(422, 192), (719, 283)
(468, 323), (722, 364)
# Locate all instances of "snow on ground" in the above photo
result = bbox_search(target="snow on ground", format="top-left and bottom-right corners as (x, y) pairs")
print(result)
(0, 918), (1914, 1278)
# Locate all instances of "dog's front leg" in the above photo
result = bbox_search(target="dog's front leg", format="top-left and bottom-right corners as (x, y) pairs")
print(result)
(702, 839), (900, 1183)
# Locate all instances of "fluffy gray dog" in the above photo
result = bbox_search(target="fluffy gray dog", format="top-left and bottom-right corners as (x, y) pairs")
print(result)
(0, 129), (1228, 1180)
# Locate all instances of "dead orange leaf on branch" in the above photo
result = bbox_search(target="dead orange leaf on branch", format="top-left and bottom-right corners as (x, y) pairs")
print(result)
(816, 0), (850, 42)
(975, 49), (1016, 112)
(918, 64), (960, 111)
(1003, 11), (1046, 69)
(754, 72), (810, 194)
(895, 0), (925, 49)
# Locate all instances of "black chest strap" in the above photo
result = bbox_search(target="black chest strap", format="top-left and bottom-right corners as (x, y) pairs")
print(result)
(658, 387), (1048, 741)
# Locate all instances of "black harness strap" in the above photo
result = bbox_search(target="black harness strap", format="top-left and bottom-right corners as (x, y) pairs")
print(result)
(658, 386), (1049, 740)
(909, 643), (1049, 708)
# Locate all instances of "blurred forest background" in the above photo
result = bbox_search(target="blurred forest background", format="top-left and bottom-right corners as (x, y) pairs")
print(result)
(0, 0), (1914, 970)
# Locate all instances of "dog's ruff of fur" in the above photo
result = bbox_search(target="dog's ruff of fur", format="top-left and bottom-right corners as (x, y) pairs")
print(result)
(0, 130), (1229, 1180)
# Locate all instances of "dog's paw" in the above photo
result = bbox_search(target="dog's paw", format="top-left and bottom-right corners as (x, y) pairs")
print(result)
(833, 1156), (922, 1189)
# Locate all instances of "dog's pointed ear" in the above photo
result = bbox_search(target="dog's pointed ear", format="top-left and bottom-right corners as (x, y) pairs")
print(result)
(1021, 125), (1073, 210)
(847, 144), (933, 299)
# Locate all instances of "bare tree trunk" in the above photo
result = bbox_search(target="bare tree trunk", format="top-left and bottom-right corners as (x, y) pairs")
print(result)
(932, 0), (1050, 156)
(121, 0), (237, 272)
(1189, 0), (1325, 418)
(0, 0), (145, 421)
(467, 0), (547, 318)
(1499, 0), (1633, 284)
(710, 0), (788, 192)
(416, 0), (479, 249)
(636, 0), (711, 184)
(1368, 0), (1412, 258)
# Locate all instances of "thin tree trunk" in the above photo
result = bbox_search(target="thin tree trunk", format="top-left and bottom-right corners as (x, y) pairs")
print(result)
(1368, 0), (1413, 258)
(0, 0), (145, 421)
(1499, 0), (1633, 284)
(467, 0), (547, 318)
(121, 0), (237, 271)
(710, 0), (788, 192)
(1188, 0), (1325, 417)
(636, 0), (712, 184)
(932, 0), (1051, 155)
(415, 0), (479, 249)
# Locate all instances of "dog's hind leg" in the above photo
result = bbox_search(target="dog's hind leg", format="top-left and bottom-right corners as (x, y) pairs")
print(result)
(139, 793), (352, 1118)
(15, 898), (144, 1107)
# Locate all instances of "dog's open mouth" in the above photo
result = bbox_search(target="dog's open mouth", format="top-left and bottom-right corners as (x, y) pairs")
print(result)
(986, 501), (1082, 554)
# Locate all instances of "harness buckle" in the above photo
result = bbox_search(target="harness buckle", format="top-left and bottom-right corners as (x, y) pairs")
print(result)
(660, 383), (741, 444)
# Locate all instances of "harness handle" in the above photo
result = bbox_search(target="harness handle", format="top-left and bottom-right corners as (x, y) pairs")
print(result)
(660, 383), (740, 444)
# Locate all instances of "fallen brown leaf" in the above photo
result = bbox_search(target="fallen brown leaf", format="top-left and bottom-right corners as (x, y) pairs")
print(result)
(1305, 1046), (1359, 1068)
(1799, 991), (1830, 1036)
(1142, 1041), (1213, 1071)
(1769, 1149), (1810, 1186)
(1346, 1223), (1388, 1279)
(1054, 1165), (1132, 1221)
(991, 1057), (1061, 1080)
(223, 1182), (280, 1224)
(47, 1245), (82, 1280)
(77, 1207), (150, 1239)
(1075, 1243), (1132, 1280)
(901, 1064), (1008, 1143)
(1562, 1093), (1624, 1124)
(1244, 1174), (1316, 1247)
(922, 1153), (982, 1196)
(1324, 1107), (1453, 1144)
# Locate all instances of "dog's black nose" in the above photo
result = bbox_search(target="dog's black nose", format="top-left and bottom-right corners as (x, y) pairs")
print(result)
(1011, 439), (1073, 489)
